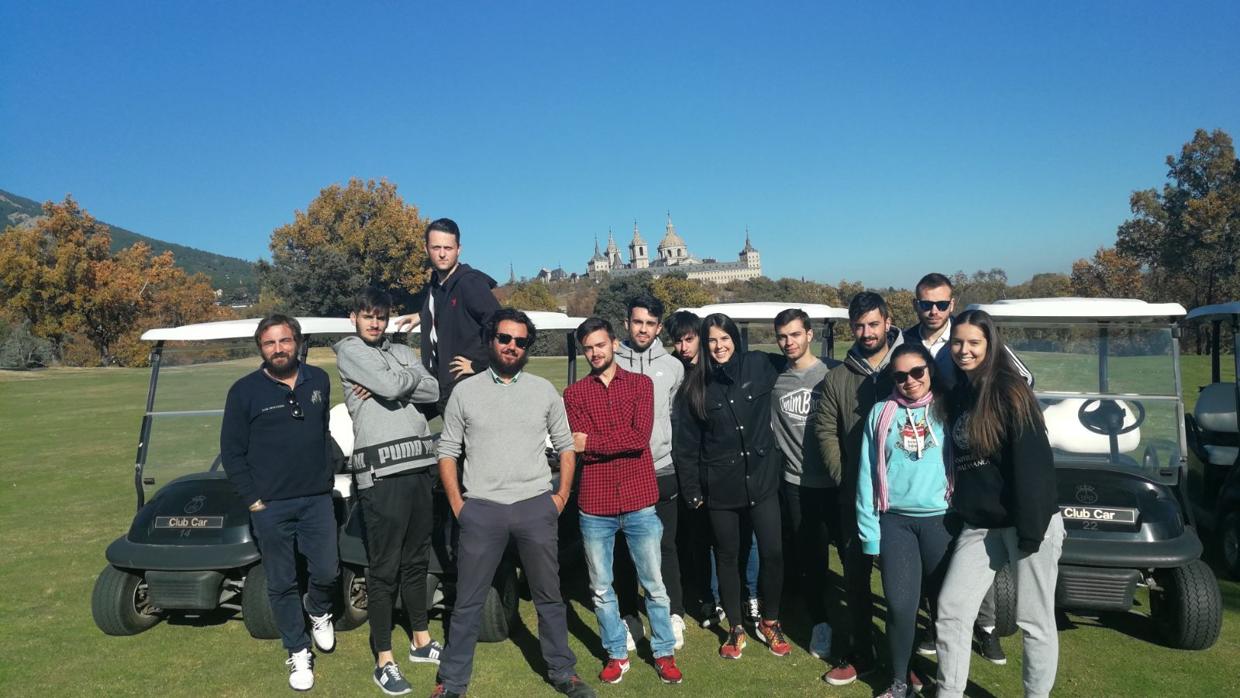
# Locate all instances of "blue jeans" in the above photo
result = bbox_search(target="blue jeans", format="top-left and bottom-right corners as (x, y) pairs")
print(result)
(581, 506), (676, 659)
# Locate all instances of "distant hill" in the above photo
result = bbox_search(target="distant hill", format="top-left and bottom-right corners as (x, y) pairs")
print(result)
(0, 189), (258, 303)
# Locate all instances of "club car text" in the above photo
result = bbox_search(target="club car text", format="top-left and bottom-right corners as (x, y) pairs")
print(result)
(1059, 506), (1137, 524)
(154, 516), (224, 529)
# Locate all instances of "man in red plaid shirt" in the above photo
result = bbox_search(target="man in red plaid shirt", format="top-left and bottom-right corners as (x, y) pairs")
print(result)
(564, 317), (684, 686)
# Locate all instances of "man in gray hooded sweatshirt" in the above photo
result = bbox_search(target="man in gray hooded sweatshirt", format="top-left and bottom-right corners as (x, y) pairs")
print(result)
(334, 287), (442, 696)
(611, 295), (687, 648)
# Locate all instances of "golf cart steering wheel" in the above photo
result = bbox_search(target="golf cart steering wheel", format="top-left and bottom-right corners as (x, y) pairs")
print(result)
(1077, 399), (1146, 436)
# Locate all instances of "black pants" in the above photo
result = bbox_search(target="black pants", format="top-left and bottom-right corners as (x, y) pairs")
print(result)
(780, 481), (838, 624)
(249, 494), (339, 652)
(437, 493), (577, 694)
(839, 508), (876, 661)
(358, 468), (435, 653)
(616, 473), (684, 617)
(708, 494), (783, 625)
(879, 512), (953, 682)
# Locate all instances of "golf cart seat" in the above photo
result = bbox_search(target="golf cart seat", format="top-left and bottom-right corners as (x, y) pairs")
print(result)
(1195, 383), (1238, 466)
(329, 403), (355, 499)
(1043, 398), (1140, 454)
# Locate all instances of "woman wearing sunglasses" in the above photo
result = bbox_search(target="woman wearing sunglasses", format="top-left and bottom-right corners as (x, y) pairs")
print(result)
(934, 310), (1062, 698)
(674, 313), (789, 660)
(856, 343), (953, 698)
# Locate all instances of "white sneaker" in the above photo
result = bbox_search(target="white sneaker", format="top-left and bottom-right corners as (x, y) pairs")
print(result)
(810, 622), (833, 659)
(622, 615), (640, 652)
(286, 648), (315, 691)
(304, 594), (335, 652)
(671, 614), (686, 650)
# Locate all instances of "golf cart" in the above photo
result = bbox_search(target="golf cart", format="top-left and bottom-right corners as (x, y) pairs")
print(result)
(1183, 302), (1240, 579)
(91, 311), (586, 643)
(675, 301), (850, 359)
(973, 298), (1222, 650)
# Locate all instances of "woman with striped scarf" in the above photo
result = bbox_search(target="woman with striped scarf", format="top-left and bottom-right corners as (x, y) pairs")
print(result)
(856, 343), (954, 698)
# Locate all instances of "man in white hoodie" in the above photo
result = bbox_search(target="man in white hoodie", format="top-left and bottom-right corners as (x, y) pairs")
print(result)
(611, 295), (687, 648)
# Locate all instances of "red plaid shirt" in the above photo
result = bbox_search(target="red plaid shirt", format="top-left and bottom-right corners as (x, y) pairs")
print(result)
(563, 366), (658, 516)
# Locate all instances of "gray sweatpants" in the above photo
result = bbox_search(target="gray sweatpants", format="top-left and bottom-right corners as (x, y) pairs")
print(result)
(935, 514), (1065, 698)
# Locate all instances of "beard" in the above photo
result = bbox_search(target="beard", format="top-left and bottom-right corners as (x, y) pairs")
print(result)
(265, 353), (299, 379)
(856, 336), (886, 358)
(589, 354), (615, 375)
(488, 344), (529, 377)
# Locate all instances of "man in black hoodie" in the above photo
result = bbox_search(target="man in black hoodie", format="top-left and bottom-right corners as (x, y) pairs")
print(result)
(398, 218), (501, 415)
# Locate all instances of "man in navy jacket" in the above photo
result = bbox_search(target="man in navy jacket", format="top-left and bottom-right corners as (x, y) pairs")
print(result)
(221, 314), (338, 692)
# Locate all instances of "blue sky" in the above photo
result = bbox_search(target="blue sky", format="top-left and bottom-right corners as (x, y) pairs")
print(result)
(3, 2), (1238, 289)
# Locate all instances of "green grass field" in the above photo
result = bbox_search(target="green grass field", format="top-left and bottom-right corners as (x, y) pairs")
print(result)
(0, 349), (1237, 697)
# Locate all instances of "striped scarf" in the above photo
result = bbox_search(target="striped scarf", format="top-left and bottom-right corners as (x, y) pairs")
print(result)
(872, 389), (953, 513)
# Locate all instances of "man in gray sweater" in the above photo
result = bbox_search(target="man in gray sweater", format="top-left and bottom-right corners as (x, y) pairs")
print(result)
(334, 288), (442, 696)
(611, 295), (686, 649)
(770, 308), (835, 656)
(432, 309), (594, 698)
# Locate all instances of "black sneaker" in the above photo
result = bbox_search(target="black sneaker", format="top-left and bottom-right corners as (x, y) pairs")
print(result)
(974, 627), (1007, 665)
(429, 684), (463, 698)
(553, 675), (597, 698)
(373, 662), (412, 696)
(916, 629), (937, 656)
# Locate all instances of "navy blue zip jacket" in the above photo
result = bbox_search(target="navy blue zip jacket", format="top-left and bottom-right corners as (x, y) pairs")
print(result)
(220, 363), (333, 507)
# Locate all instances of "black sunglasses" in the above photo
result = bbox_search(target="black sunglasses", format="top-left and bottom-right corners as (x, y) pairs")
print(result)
(285, 391), (304, 419)
(892, 365), (929, 384)
(916, 300), (952, 312)
(494, 332), (532, 349)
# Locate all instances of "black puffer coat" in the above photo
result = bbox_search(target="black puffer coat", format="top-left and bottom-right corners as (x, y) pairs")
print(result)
(674, 351), (783, 510)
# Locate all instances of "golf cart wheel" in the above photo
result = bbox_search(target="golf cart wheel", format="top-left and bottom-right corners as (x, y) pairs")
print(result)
(241, 563), (281, 640)
(92, 565), (161, 636)
(1220, 512), (1240, 580)
(478, 563), (520, 643)
(1150, 560), (1223, 650)
(992, 563), (1018, 637)
(336, 566), (368, 631)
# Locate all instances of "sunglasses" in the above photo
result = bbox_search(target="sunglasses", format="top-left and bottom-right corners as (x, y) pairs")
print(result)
(494, 333), (532, 349)
(285, 391), (304, 420)
(916, 300), (952, 312)
(892, 365), (929, 384)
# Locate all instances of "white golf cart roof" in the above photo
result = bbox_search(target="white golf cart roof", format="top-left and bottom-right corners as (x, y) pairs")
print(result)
(1185, 302), (1240, 323)
(140, 311), (587, 342)
(676, 302), (849, 321)
(967, 298), (1186, 323)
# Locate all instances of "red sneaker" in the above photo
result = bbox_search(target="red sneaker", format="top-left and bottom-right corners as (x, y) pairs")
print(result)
(719, 624), (746, 659)
(598, 658), (629, 684)
(821, 661), (858, 686)
(757, 620), (792, 656)
(653, 656), (683, 684)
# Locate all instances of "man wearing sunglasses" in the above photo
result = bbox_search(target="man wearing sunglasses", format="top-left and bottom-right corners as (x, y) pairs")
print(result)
(433, 309), (595, 698)
(334, 288), (443, 695)
(221, 314), (338, 692)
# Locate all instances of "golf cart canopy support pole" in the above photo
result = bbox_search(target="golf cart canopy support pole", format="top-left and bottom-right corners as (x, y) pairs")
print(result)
(1233, 316), (1240, 436)
(1211, 320), (1222, 383)
(134, 341), (165, 511)
(821, 320), (836, 360)
(566, 331), (577, 384)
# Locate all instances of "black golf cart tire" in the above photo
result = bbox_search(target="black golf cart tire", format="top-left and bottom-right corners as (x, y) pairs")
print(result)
(242, 563), (281, 640)
(1220, 511), (1240, 581)
(1150, 559), (1223, 650)
(478, 564), (520, 643)
(92, 565), (160, 636)
(336, 566), (368, 631)
(992, 563), (1018, 637)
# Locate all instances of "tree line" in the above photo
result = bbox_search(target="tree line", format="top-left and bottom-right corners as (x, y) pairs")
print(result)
(2, 128), (1236, 369)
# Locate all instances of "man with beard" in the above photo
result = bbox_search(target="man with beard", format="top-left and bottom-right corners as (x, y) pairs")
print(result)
(221, 314), (337, 692)
(813, 292), (902, 687)
(432, 309), (595, 698)
(770, 308), (834, 657)
(565, 317), (683, 685)
(334, 288), (443, 695)
(610, 297), (686, 650)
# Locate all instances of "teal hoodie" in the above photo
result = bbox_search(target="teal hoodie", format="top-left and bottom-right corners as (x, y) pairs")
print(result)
(856, 398), (950, 555)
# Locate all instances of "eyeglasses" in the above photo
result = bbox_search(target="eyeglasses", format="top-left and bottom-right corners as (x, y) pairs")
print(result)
(494, 333), (532, 349)
(916, 300), (952, 312)
(285, 391), (304, 419)
(892, 365), (929, 384)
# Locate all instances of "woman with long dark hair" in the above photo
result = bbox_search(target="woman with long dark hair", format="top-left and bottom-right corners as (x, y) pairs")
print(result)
(934, 309), (1063, 698)
(856, 343), (954, 698)
(674, 313), (788, 660)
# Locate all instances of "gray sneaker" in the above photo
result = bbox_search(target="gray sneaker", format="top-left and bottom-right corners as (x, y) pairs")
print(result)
(373, 662), (412, 696)
(408, 639), (443, 664)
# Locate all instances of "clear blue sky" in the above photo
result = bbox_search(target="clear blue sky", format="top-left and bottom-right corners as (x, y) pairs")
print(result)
(3, 2), (1238, 289)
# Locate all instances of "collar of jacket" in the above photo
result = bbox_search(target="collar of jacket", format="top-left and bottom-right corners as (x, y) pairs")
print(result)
(615, 340), (668, 368)
(845, 328), (903, 376)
